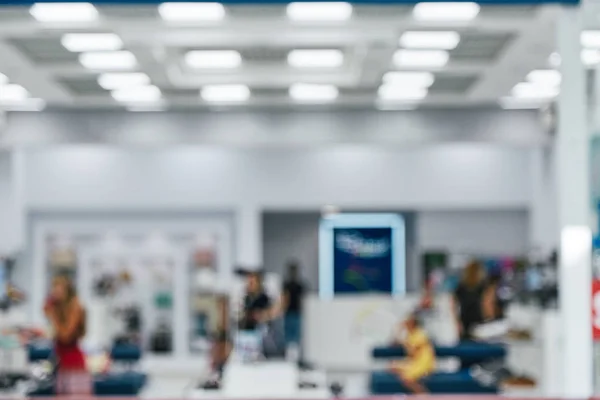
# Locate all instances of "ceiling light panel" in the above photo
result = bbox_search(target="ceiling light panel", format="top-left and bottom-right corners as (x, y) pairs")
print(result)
(378, 84), (428, 101)
(61, 33), (123, 52)
(98, 73), (151, 90)
(512, 82), (559, 99)
(289, 83), (339, 102)
(111, 85), (162, 103)
(158, 2), (225, 21)
(526, 70), (561, 87)
(382, 71), (435, 87)
(287, 2), (352, 22)
(79, 51), (137, 71)
(0, 84), (29, 102)
(30, 3), (98, 22)
(393, 49), (449, 68)
(201, 85), (250, 102)
(288, 49), (344, 68)
(413, 2), (480, 22)
(582, 49), (600, 67)
(400, 31), (460, 50)
(185, 50), (242, 69)
(581, 31), (600, 48)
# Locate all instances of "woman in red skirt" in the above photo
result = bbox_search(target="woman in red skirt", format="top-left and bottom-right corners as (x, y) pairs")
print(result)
(44, 275), (91, 395)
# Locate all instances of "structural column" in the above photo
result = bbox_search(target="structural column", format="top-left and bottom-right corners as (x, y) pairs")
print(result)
(556, 5), (594, 397)
(236, 205), (263, 269)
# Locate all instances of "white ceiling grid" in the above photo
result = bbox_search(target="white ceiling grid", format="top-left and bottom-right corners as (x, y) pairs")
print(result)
(0, 2), (574, 111)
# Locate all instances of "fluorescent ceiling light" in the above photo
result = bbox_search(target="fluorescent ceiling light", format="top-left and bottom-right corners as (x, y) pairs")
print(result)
(287, 2), (352, 22)
(61, 33), (123, 52)
(0, 84), (29, 102)
(185, 50), (242, 69)
(512, 82), (559, 100)
(0, 72), (7, 85)
(111, 85), (162, 103)
(98, 73), (151, 90)
(30, 3), (98, 22)
(498, 97), (543, 110)
(400, 31), (460, 50)
(393, 49), (449, 68)
(413, 2), (480, 22)
(582, 31), (600, 48)
(382, 71), (435, 87)
(582, 49), (600, 67)
(288, 49), (344, 68)
(158, 2), (225, 21)
(201, 85), (250, 102)
(289, 83), (339, 102)
(378, 84), (428, 101)
(79, 51), (137, 70)
(526, 69), (561, 87)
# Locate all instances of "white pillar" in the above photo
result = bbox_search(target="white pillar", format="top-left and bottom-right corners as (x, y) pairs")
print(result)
(0, 150), (24, 255)
(556, 5), (594, 397)
(236, 205), (263, 269)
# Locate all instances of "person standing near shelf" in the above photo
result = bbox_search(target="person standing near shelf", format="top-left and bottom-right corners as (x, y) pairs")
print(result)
(281, 261), (306, 357)
(451, 260), (486, 341)
(44, 275), (90, 395)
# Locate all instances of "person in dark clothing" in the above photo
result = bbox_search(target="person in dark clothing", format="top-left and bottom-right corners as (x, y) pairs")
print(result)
(282, 261), (306, 346)
(482, 274), (507, 322)
(452, 260), (486, 341)
(239, 272), (272, 331)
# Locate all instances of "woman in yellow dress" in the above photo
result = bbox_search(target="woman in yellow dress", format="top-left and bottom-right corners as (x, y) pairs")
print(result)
(390, 313), (436, 393)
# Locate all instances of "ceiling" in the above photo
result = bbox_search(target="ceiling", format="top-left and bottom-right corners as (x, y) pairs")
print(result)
(0, 2), (586, 111)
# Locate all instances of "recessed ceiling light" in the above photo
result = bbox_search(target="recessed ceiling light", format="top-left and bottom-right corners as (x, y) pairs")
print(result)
(382, 71), (435, 87)
(582, 49), (600, 67)
(498, 97), (543, 110)
(98, 73), (151, 90)
(201, 85), (250, 102)
(393, 49), (449, 68)
(289, 83), (339, 102)
(378, 84), (428, 101)
(512, 82), (559, 100)
(158, 2), (225, 21)
(185, 50), (242, 69)
(0, 72), (7, 85)
(111, 85), (162, 103)
(287, 2), (352, 22)
(288, 49), (344, 68)
(400, 31), (460, 50)
(526, 70), (561, 87)
(30, 3), (98, 22)
(582, 31), (600, 48)
(61, 33), (123, 52)
(413, 2), (479, 22)
(0, 84), (29, 102)
(79, 51), (137, 71)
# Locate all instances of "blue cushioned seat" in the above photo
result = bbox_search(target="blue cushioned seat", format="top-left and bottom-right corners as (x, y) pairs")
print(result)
(28, 345), (52, 362)
(370, 370), (498, 394)
(110, 344), (142, 362)
(373, 342), (506, 367)
(28, 372), (147, 397)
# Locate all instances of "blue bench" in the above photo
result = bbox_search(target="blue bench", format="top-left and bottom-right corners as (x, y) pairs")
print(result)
(370, 342), (506, 394)
(373, 342), (506, 368)
(28, 344), (143, 363)
(371, 370), (498, 394)
(28, 372), (147, 397)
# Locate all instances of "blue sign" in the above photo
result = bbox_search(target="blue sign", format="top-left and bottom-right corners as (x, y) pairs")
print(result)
(333, 227), (393, 294)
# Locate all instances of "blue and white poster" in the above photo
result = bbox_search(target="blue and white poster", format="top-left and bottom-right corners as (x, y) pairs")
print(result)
(319, 213), (405, 298)
(333, 228), (393, 293)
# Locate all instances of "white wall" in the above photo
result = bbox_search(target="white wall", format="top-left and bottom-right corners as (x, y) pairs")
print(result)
(23, 146), (531, 210)
(0, 151), (23, 254)
(417, 210), (530, 255)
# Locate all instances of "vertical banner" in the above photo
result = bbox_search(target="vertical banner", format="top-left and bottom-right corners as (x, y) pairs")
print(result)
(593, 279), (600, 341)
(332, 228), (393, 294)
